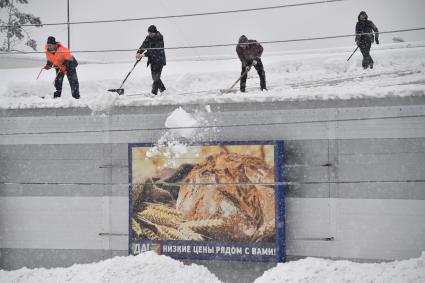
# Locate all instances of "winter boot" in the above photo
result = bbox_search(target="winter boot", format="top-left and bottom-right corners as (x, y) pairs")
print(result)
(260, 80), (268, 91)
(152, 84), (158, 95)
(260, 80), (267, 91)
(53, 91), (61, 98)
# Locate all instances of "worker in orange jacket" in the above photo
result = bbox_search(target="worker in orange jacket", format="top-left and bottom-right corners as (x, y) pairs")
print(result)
(43, 36), (80, 99)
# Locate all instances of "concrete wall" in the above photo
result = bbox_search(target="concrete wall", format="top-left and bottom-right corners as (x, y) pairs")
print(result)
(1, 96), (425, 278)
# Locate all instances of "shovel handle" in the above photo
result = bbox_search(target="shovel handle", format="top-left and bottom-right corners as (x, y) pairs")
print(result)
(52, 69), (63, 85)
(347, 46), (359, 61)
(36, 68), (43, 80)
(228, 67), (250, 90)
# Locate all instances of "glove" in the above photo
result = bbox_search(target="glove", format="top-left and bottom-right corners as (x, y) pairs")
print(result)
(135, 53), (144, 60)
(375, 38), (379, 45)
(252, 60), (258, 66)
(43, 65), (51, 70)
(245, 64), (251, 71)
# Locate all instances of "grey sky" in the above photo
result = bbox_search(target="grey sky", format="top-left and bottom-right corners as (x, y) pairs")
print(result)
(3, 0), (425, 61)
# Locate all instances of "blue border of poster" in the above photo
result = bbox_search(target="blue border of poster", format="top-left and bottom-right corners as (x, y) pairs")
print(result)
(128, 140), (285, 263)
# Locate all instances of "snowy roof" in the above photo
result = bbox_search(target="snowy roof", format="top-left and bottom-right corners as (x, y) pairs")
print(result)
(0, 41), (424, 111)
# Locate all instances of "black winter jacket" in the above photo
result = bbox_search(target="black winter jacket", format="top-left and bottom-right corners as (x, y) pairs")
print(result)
(236, 39), (263, 66)
(355, 11), (379, 43)
(137, 32), (166, 66)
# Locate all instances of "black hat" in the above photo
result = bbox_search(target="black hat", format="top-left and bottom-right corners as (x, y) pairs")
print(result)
(47, 36), (57, 44)
(148, 25), (157, 33)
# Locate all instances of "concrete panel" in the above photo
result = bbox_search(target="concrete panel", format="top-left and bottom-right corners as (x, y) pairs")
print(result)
(2, 95), (425, 118)
(201, 122), (332, 143)
(286, 198), (425, 261)
(0, 248), (121, 270)
(3, 115), (424, 145)
(286, 183), (331, 198)
(0, 144), (105, 160)
(0, 197), (108, 250)
(0, 131), (108, 145)
(2, 104), (425, 145)
(284, 165), (329, 183)
(286, 182), (425, 200)
(0, 159), (105, 183)
(111, 143), (130, 160)
(110, 113), (168, 131)
(109, 197), (129, 251)
(335, 117), (425, 140)
(335, 198), (425, 260)
(112, 166), (130, 185)
(0, 183), (106, 197)
(336, 152), (425, 182)
(284, 140), (329, 165)
(0, 115), (109, 134)
(338, 138), (425, 155)
(285, 198), (333, 241)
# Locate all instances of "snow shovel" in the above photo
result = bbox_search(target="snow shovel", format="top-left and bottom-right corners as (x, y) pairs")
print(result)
(108, 58), (142, 95)
(220, 67), (250, 94)
(36, 68), (43, 80)
(347, 46), (359, 61)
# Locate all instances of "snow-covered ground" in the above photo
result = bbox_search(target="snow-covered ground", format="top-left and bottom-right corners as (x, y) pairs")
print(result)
(254, 252), (425, 283)
(0, 252), (221, 283)
(1, 252), (424, 283)
(0, 41), (424, 110)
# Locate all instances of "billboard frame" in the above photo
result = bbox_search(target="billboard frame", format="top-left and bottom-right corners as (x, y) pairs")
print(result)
(128, 140), (285, 262)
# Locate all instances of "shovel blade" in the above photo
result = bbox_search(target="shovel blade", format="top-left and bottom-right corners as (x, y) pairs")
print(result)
(108, 88), (125, 95)
(220, 89), (238, 94)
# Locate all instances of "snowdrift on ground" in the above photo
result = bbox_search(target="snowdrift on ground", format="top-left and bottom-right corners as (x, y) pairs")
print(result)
(1, 251), (425, 283)
(255, 252), (425, 283)
(0, 252), (221, 283)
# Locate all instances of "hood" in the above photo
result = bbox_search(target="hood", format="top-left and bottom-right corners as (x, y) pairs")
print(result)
(238, 35), (248, 44)
(147, 31), (162, 40)
(358, 11), (368, 21)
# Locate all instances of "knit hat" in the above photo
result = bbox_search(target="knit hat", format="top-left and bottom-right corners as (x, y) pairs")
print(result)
(47, 36), (57, 44)
(148, 25), (158, 33)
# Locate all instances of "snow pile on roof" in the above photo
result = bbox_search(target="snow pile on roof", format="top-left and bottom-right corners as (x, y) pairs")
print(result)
(254, 252), (425, 283)
(0, 41), (424, 110)
(0, 252), (221, 283)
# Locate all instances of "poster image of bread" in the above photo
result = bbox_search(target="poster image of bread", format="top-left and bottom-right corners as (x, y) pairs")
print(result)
(129, 141), (285, 262)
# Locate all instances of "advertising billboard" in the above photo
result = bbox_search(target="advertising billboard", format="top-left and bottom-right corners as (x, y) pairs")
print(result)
(129, 141), (285, 262)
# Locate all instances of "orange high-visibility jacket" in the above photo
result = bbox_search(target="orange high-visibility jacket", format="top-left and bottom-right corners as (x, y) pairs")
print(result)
(45, 43), (73, 74)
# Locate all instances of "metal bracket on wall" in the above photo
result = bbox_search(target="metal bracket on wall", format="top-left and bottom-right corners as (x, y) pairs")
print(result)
(98, 233), (129, 236)
(99, 164), (128, 168)
(291, 237), (335, 241)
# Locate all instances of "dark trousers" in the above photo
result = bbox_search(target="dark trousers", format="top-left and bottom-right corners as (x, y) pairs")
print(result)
(54, 62), (80, 98)
(150, 63), (165, 95)
(240, 59), (266, 91)
(359, 40), (373, 69)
